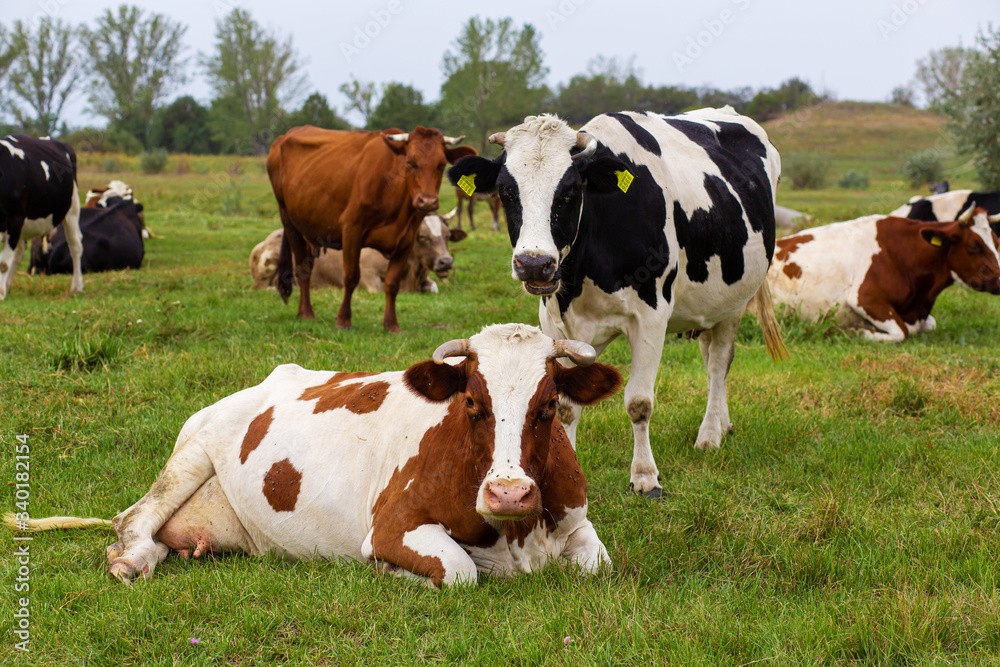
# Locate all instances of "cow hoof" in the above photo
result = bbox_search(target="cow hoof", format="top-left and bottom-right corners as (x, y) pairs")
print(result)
(106, 541), (124, 564)
(109, 559), (139, 583)
(384, 324), (401, 334)
(628, 482), (663, 499)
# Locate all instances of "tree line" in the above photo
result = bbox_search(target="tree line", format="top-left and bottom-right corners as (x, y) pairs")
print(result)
(1, 6), (996, 186)
(0, 8), (823, 158)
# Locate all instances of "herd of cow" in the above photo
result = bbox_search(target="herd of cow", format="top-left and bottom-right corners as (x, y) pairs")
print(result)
(4, 105), (1000, 587)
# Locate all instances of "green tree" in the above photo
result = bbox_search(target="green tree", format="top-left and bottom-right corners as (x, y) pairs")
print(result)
(339, 79), (378, 128)
(439, 17), (549, 152)
(81, 5), (188, 146)
(0, 25), (22, 113)
(148, 96), (217, 154)
(5, 18), (82, 135)
(276, 92), (351, 135)
(745, 77), (816, 122)
(369, 82), (435, 131)
(943, 26), (1000, 189)
(553, 56), (646, 125)
(914, 46), (970, 113)
(203, 8), (307, 155)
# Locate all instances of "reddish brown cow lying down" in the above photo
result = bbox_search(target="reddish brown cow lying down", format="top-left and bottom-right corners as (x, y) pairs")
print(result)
(10, 323), (622, 587)
(768, 205), (1000, 341)
(250, 212), (466, 294)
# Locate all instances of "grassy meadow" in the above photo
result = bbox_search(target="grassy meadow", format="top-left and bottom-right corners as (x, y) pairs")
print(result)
(3, 103), (1000, 665)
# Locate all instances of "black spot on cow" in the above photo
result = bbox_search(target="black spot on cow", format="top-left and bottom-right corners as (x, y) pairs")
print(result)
(497, 171), (524, 249)
(673, 174), (748, 285)
(607, 113), (661, 157)
(0, 135), (77, 251)
(553, 149), (669, 312)
(903, 198), (937, 221)
(662, 118), (776, 261)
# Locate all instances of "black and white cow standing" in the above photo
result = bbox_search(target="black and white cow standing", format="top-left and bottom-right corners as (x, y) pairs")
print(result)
(448, 107), (785, 497)
(0, 135), (83, 299)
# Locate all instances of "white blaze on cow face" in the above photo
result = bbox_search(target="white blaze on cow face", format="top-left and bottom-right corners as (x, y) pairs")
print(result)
(502, 116), (580, 291)
(951, 210), (1000, 290)
(466, 324), (558, 521)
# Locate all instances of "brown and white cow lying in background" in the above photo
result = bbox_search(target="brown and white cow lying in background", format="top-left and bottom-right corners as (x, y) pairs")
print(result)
(768, 205), (1000, 342)
(250, 211), (466, 294)
(13, 324), (621, 587)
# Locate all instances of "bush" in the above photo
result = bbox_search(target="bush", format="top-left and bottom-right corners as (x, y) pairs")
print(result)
(102, 157), (121, 173)
(837, 170), (870, 190)
(139, 148), (169, 174)
(784, 153), (832, 190)
(900, 150), (945, 187)
(61, 127), (142, 155)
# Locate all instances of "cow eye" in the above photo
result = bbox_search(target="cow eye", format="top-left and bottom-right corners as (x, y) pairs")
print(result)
(406, 160), (418, 170)
(968, 243), (982, 254)
(548, 398), (558, 410)
(465, 397), (475, 408)
(418, 236), (429, 243)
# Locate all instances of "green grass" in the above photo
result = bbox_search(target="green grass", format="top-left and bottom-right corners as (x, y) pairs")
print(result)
(3, 110), (1000, 664)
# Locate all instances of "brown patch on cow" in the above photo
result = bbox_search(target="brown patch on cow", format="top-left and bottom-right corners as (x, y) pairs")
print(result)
(368, 389), (501, 586)
(782, 262), (803, 279)
(298, 371), (390, 414)
(240, 406), (274, 464)
(262, 458), (302, 512)
(775, 234), (814, 262)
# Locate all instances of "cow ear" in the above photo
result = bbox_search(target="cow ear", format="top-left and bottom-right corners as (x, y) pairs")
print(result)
(577, 154), (632, 194)
(552, 362), (622, 406)
(444, 145), (478, 164)
(447, 154), (503, 194)
(449, 228), (468, 243)
(920, 228), (951, 249)
(404, 359), (468, 401)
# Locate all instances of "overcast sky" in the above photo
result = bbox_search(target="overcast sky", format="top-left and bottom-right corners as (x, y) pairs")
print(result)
(3, 0), (995, 127)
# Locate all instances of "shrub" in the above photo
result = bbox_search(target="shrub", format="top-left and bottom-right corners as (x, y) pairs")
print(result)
(102, 157), (121, 173)
(837, 170), (870, 190)
(139, 148), (169, 174)
(900, 150), (945, 187)
(62, 127), (142, 155)
(784, 153), (831, 190)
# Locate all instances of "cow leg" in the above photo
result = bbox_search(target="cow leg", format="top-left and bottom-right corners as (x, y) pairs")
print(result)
(857, 309), (910, 342)
(107, 438), (216, 582)
(381, 249), (412, 333)
(63, 182), (84, 293)
(624, 325), (668, 498)
(364, 521), (478, 587)
(0, 222), (25, 300)
(454, 196), (464, 231)
(4, 238), (27, 298)
(337, 232), (363, 329)
(695, 313), (741, 450)
(491, 200), (501, 232)
(280, 211), (316, 320)
(467, 198), (476, 231)
(559, 517), (611, 574)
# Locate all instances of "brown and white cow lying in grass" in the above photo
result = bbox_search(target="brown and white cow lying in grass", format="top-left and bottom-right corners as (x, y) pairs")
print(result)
(250, 211), (466, 293)
(11, 324), (621, 587)
(768, 205), (1000, 342)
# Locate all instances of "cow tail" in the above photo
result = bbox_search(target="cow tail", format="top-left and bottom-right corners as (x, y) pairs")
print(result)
(4, 512), (113, 532)
(276, 228), (293, 303)
(754, 281), (790, 361)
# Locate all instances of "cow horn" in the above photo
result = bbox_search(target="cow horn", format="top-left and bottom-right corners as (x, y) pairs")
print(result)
(571, 133), (598, 161)
(553, 340), (597, 366)
(958, 202), (977, 227)
(432, 338), (471, 364)
(443, 134), (465, 146)
(988, 213), (1000, 224)
(488, 132), (506, 147)
(440, 207), (458, 221)
(386, 133), (409, 142)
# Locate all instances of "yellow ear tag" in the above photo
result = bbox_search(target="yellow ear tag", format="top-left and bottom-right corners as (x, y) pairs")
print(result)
(930, 236), (942, 246)
(615, 169), (634, 193)
(457, 173), (476, 196)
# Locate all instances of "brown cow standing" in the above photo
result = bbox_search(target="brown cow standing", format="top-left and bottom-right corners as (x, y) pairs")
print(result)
(267, 126), (475, 331)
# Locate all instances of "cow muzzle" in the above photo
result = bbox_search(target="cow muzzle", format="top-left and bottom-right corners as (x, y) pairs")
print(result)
(513, 253), (559, 295)
(433, 256), (454, 278)
(480, 478), (541, 519)
(414, 195), (439, 212)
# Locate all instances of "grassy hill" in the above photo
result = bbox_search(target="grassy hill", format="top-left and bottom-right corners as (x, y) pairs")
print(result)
(763, 101), (975, 224)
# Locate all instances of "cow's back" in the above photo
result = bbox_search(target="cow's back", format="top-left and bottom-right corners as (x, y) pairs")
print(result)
(189, 364), (451, 559)
(0, 135), (77, 224)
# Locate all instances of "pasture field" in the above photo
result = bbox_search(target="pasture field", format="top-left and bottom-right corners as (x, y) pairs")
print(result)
(4, 111), (1000, 665)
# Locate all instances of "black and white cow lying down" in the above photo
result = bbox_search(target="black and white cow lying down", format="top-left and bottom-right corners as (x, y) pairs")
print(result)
(0, 135), (83, 299)
(29, 196), (145, 275)
(891, 189), (1000, 236)
(449, 107), (785, 497)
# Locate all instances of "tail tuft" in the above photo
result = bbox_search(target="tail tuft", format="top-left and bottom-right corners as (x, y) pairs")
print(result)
(4, 512), (113, 532)
(754, 280), (790, 362)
